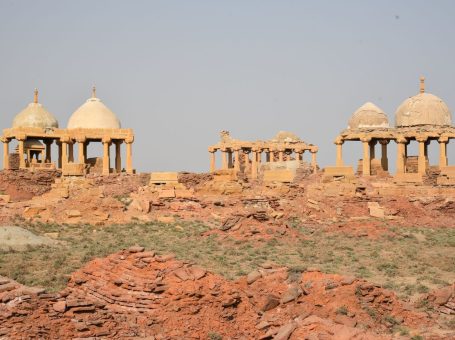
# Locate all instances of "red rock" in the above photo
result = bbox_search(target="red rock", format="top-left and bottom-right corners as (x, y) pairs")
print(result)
(261, 294), (280, 311)
(246, 270), (262, 284)
(52, 301), (67, 313)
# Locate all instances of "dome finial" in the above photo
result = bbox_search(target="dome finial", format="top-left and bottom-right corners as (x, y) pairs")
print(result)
(92, 85), (96, 98)
(420, 76), (425, 94)
(33, 88), (38, 103)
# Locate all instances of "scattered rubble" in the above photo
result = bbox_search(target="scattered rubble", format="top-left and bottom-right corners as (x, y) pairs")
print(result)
(1, 249), (450, 339)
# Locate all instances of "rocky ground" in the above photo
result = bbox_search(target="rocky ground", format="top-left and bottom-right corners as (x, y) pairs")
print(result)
(1, 246), (453, 339)
(0, 170), (454, 339)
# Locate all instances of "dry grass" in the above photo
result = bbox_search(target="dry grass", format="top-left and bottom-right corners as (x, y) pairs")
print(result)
(0, 220), (453, 301)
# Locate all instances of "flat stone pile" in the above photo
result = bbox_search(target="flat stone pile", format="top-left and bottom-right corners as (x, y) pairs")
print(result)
(0, 249), (451, 339)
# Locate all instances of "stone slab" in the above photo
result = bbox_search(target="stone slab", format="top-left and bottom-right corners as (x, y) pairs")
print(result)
(263, 169), (295, 183)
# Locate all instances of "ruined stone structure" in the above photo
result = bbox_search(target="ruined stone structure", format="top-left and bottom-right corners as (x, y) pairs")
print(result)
(1, 88), (134, 176)
(328, 77), (455, 184)
(208, 131), (318, 179)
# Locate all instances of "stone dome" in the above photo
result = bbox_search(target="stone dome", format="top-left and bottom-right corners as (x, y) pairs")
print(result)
(395, 92), (452, 127)
(347, 102), (389, 129)
(272, 131), (301, 142)
(12, 89), (59, 129)
(67, 87), (121, 129)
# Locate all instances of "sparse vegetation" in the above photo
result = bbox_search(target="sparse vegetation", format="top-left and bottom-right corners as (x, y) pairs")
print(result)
(0, 221), (453, 299)
(336, 305), (348, 315)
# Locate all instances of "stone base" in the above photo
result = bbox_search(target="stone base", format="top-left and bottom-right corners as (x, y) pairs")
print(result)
(262, 169), (295, 183)
(149, 172), (179, 185)
(62, 163), (86, 176)
(436, 166), (455, 186)
(394, 173), (423, 184)
(212, 169), (237, 182)
(322, 166), (355, 182)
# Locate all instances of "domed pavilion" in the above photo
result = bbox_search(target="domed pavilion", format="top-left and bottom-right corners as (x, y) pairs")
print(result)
(328, 77), (455, 183)
(1, 87), (134, 175)
(65, 87), (134, 175)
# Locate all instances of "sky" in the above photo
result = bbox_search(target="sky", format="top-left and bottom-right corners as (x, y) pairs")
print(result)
(1, 0), (455, 172)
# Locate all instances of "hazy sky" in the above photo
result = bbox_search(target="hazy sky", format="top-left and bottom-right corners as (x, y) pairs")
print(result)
(1, 0), (454, 172)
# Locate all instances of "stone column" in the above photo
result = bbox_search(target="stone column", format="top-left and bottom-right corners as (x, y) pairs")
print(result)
(369, 140), (376, 159)
(244, 151), (250, 171)
(18, 139), (26, 169)
(77, 138), (86, 164)
(102, 139), (111, 176)
(57, 142), (62, 169)
(68, 141), (74, 163)
(335, 140), (344, 167)
(115, 141), (122, 173)
(311, 151), (317, 173)
(220, 149), (227, 170)
(417, 136), (427, 175)
(278, 149), (284, 162)
(251, 149), (258, 179)
(44, 140), (52, 163)
(361, 138), (371, 176)
(396, 139), (406, 174)
(2, 139), (9, 170)
(228, 150), (233, 168)
(296, 150), (303, 161)
(438, 137), (448, 169)
(269, 149), (275, 162)
(83, 142), (88, 163)
(209, 150), (216, 173)
(380, 140), (389, 171)
(265, 150), (270, 162)
(61, 141), (68, 168)
(126, 142), (133, 174)
(234, 149), (240, 172)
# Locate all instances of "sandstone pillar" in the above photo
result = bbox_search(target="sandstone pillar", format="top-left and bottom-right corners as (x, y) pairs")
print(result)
(417, 137), (427, 175)
(126, 142), (133, 174)
(362, 139), (371, 176)
(2, 139), (9, 170)
(221, 149), (228, 170)
(77, 139), (86, 164)
(380, 140), (389, 171)
(270, 149), (275, 162)
(335, 141), (344, 166)
(396, 140), (406, 174)
(115, 141), (122, 173)
(244, 151), (250, 171)
(44, 140), (52, 163)
(278, 150), (284, 162)
(438, 137), (448, 169)
(234, 149), (240, 172)
(311, 151), (317, 174)
(57, 142), (62, 169)
(61, 141), (68, 168)
(68, 142), (74, 163)
(266, 151), (270, 162)
(209, 151), (216, 173)
(102, 140), (111, 176)
(83, 143), (88, 163)
(18, 139), (26, 168)
(297, 151), (303, 161)
(251, 149), (258, 179)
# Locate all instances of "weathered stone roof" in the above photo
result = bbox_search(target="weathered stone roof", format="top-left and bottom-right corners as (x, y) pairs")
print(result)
(348, 102), (389, 129)
(12, 90), (59, 129)
(272, 131), (302, 142)
(67, 88), (121, 129)
(395, 92), (452, 127)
